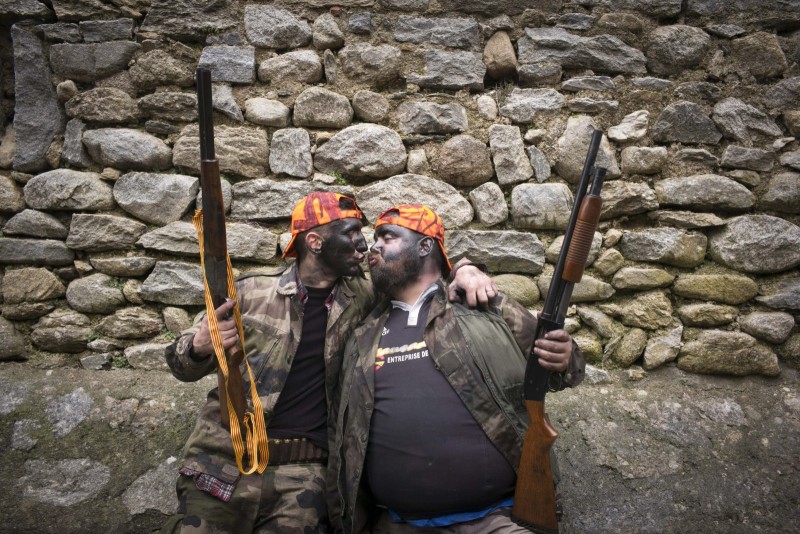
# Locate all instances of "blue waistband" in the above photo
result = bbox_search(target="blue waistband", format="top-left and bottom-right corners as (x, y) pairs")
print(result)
(388, 497), (515, 528)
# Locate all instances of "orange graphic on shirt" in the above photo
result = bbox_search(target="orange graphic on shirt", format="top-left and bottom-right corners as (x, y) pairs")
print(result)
(374, 342), (427, 371)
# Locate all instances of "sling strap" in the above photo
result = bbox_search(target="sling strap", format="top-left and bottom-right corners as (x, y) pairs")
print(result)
(193, 210), (269, 475)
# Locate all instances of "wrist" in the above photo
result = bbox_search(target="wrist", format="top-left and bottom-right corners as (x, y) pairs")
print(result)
(188, 336), (212, 362)
(447, 259), (488, 283)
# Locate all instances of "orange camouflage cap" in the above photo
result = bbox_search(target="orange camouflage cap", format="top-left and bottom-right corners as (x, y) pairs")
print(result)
(375, 204), (452, 275)
(282, 192), (365, 258)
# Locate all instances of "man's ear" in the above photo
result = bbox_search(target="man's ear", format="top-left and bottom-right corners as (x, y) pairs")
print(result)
(306, 231), (324, 254)
(418, 236), (434, 258)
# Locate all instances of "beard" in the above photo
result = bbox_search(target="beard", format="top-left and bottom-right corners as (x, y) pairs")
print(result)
(370, 244), (423, 296)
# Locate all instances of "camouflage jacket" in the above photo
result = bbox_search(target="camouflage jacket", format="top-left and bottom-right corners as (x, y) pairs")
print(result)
(328, 281), (585, 533)
(167, 263), (376, 487)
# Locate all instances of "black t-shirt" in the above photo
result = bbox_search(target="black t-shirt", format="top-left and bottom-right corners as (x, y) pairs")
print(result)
(268, 285), (330, 449)
(364, 291), (517, 518)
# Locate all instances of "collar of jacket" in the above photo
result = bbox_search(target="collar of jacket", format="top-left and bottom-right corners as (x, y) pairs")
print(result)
(356, 278), (450, 355)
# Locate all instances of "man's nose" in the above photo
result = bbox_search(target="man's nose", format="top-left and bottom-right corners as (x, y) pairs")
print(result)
(354, 234), (367, 252)
(370, 240), (382, 253)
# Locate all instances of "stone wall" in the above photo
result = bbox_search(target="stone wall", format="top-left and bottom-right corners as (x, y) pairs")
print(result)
(1, 0), (798, 375)
(0, 0), (800, 534)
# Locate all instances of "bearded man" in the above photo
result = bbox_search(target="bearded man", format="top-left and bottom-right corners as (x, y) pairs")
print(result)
(329, 204), (585, 533)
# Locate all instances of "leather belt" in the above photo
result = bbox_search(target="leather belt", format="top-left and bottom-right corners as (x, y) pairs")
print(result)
(268, 438), (328, 465)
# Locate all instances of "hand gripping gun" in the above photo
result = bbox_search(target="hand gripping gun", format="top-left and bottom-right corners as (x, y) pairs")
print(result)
(512, 129), (607, 533)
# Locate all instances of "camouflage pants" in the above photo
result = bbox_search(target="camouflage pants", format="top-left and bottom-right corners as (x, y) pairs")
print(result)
(161, 463), (329, 534)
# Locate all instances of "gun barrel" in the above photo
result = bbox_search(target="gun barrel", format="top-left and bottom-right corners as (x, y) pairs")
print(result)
(197, 68), (215, 161)
(540, 129), (603, 322)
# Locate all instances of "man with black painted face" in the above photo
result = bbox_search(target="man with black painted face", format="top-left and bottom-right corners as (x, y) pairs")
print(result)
(161, 193), (497, 534)
(330, 205), (585, 533)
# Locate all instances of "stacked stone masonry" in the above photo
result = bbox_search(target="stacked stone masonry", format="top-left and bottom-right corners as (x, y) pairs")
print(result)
(0, 0), (799, 378)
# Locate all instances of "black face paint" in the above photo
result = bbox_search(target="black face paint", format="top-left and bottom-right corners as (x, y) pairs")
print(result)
(369, 225), (424, 295)
(319, 218), (367, 277)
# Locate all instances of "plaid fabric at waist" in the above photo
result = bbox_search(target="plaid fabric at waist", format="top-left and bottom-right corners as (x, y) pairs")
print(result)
(269, 438), (328, 465)
(180, 439), (328, 502)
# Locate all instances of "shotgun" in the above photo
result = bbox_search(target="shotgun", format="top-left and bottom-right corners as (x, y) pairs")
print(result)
(512, 129), (607, 533)
(195, 68), (248, 430)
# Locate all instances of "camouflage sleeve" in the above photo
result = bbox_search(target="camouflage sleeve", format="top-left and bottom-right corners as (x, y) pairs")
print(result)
(492, 293), (585, 391)
(166, 274), (268, 382)
(165, 314), (218, 382)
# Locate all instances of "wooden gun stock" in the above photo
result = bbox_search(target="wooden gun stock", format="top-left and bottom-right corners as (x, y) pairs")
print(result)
(513, 400), (559, 533)
(512, 129), (606, 532)
(196, 68), (247, 429)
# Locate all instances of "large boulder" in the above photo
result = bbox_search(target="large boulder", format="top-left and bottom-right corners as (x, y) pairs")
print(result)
(672, 273), (758, 305)
(140, 0), (237, 42)
(619, 228), (707, 268)
(65, 87), (140, 124)
(396, 102), (467, 135)
(269, 129), (313, 179)
(231, 179), (352, 222)
(511, 183), (573, 230)
(654, 174), (754, 211)
(113, 173), (198, 225)
(406, 50), (485, 91)
(129, 49), (195, 92)
(518, 27), (646, 74)
(31, 309), (92, 353)
(339, 44), (402, 88)
(645, 25), (710, 75)
(83, 129), (172, 171)
(196, 46), (255, 84)
(11, 25), (65, 173)
(447, 230), (544, 274)
(173, 125), (268, 179)
(489, 125), (533, 186)
(0, 238), (74, 266)
(244, 4), (312, 49)
(2, 210), (69, 239)
(65, 273), (126, 314)
(600, 181), (659, 220)
(293, 87), (353, 129)
(678, 330), (780, 377)
(140, 261), (204, 306)
(66, 214), (147, 252)
(708, 215), (800, 273)
(314, 124), (407, 184)
(555, 116), (620, 183)
(356, 174), (473, 229)
(24, 170), (114, 211)
(49, 41), (138, 83)
(436, 135), (493, 187)
(652, 101), (722, 145)
(394, 16), (481, 50)
(258, 50), (323, 85)
(1, 267), (65, 304)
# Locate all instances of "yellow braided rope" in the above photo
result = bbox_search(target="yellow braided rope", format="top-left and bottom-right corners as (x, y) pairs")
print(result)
(193, 210), (269, 474)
